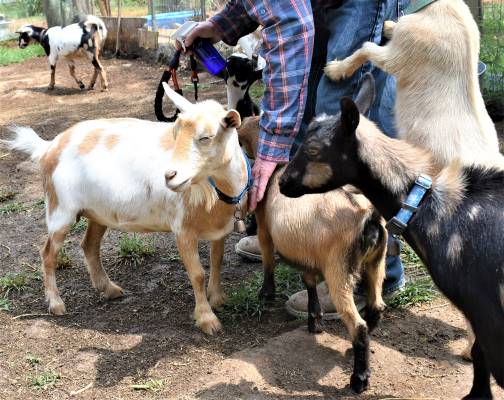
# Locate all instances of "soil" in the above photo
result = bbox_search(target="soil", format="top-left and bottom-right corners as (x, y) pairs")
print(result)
(0, 57), (503, 400)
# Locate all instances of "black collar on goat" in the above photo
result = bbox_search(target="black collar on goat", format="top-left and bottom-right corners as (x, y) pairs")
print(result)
(279, 73), (504, 399)
(225, 54), (262, 118)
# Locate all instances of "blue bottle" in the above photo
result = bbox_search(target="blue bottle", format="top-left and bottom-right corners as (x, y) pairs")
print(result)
(191, 38), (227, 76)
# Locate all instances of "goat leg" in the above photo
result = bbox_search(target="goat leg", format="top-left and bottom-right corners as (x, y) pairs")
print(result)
(68, 62), (85, 90)
(325, 42), (391, 81)
(464, 339), (493, 399)
(48, 64), (56, 90)
(256, 208), (276, 301)
(349, 324), (371, 394)
(302, 271), (323, 334)
(207, 238), (226, 308)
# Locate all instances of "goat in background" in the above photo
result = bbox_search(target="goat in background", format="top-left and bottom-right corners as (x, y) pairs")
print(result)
(16, 15), (108, 91)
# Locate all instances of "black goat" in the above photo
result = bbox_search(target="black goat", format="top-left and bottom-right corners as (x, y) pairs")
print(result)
(279, 74), (504, 400)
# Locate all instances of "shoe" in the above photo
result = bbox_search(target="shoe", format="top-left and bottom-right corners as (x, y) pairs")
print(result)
(285, 280), (405, 320)
(235, 235), (262, 262)
(285, 282), (367, 321)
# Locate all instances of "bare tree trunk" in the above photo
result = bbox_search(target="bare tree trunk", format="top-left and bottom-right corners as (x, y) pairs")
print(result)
(98, 0), (112, 16)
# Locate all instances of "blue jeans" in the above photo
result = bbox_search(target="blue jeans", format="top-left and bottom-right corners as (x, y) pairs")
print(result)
(293, 0), (410, 294)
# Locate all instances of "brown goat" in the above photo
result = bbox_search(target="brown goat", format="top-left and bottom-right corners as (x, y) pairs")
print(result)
(238, 117), (388, 393)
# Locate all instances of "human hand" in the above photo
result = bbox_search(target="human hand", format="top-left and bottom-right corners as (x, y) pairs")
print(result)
(248, 158), (278, 211)
(175, 21), (223, 51)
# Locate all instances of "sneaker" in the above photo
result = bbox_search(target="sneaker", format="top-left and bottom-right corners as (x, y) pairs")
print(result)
(285, 281), (367, 321)
(285, 280), (405, 321)
(235, 235), (263, 262)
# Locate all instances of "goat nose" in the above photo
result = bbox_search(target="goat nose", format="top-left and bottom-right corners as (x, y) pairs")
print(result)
(165, 170), (177, 183)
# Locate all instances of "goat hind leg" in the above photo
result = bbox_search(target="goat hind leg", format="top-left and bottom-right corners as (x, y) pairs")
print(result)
(41, 227), (70, 315)
(302, 271), (323, 334)
(68, 62), (85, 90)
(81, 220), (123, 299)
(325, 42), (390, 81)
(176, 234), (221, 335)
(48, 64), (56, 90)
(91, 55), (108, 91)
(207, 238), (226, 308)
(325, 272), (370, 393)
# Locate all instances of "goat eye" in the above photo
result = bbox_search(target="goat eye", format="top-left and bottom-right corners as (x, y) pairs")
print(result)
(306, 148), (319, 158)
(198, 136), (212, 143)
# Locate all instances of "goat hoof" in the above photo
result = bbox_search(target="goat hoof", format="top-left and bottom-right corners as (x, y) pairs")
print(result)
(47, 85), (55, 91)
(308, 317), (323, 334)
(196, 312), (222, 335)
(78, 82), (85, 90)
(350, 372), (370, 393)
(324, 60), (347, 81)
(48, 298), (66, 315)
(103, 282), (124, 299)
(101, 87), (109, 92)
(258, 286), (275, 302)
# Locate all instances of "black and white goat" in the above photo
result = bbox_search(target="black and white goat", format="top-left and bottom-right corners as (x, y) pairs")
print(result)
(16, 15), (108, 91)
(279, 74), (504, 399)
(225, 53), (262, 118)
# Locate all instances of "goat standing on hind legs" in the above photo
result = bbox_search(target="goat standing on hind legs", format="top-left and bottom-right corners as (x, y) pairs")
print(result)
(3, 85), (251, 335)
(279, 75), (504, 399)
(16, 15), (108, 91)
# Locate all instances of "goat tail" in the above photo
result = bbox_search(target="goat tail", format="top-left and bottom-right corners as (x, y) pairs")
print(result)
(2, 126), (51, 163)
(84, 15), (108, 42)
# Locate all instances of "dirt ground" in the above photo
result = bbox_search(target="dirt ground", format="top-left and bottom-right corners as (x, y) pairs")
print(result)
(0, 57), (503, 400)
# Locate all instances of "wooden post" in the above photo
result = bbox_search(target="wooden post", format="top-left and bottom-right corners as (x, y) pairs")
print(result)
(148, 0), (158, 32)
(200, 0), (206, 20)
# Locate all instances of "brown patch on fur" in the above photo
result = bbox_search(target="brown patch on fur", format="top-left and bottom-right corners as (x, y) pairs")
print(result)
(78, 129), (103, 155)
(40, 129), (74, 215)
(302, 162), (333, 189)
(357, 116), (437, 194)
(237, 116), (260, 159)
(105, 134), (119, 150)
(160, 128), (175, 152)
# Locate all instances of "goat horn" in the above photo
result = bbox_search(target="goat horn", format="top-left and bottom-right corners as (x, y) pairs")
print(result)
(162, 82), (194, 113)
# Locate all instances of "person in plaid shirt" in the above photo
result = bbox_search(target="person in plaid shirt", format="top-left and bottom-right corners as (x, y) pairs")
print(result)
(183, 0), (408, 318)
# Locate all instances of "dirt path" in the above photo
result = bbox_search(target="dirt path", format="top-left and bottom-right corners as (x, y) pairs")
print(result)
(1, 57), (502, 400)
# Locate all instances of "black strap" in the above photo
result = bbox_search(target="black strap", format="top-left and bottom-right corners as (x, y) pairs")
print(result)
(154, 50), (200, 122)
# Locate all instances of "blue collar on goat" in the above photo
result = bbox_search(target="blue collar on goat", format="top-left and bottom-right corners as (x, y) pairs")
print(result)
(386, 174), (432, 235)
(208, 149), (253, 205)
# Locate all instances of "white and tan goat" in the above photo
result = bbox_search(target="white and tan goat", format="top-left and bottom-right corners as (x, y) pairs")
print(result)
(4, 85), (249, 334)
(325, 0), (504, 169)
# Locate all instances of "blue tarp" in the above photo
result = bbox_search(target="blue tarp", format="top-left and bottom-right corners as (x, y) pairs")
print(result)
(145, 10), (201, 29)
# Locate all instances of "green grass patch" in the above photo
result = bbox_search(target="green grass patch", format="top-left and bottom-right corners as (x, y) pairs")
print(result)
(70, 218), (88, 234)
(116, 234), (155, 266)
(130, 379), (164, 392)
(57, 248), (72, 269)
(222, 263), (304, 320)
(0, 298), (11, 311)
(390, 240), (438, 308)
(25, 353), (41, 367)
(0, 271), (38, 296)
(0, 202), (29, 214)
(0, 44), (46, 66)
(0, 191), (17, 203)
(249, 82), (264, 103)
(28, 370), (60, 390)
(0, 199), (44, 215)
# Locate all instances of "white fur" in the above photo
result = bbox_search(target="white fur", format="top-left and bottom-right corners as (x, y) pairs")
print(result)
(325, 0), (504, 169)
(4, 126), (51, 162)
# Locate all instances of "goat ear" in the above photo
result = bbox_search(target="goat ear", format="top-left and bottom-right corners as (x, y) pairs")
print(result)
(162, 82), (194, 113)
(340, 97), (360, 134)
(251, 68), (263, 84)
(221, 110), (241, 130)
(354, 72), (375, 115)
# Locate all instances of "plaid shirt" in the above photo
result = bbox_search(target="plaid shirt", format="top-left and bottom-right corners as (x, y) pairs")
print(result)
(210, 0), (314, 163)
